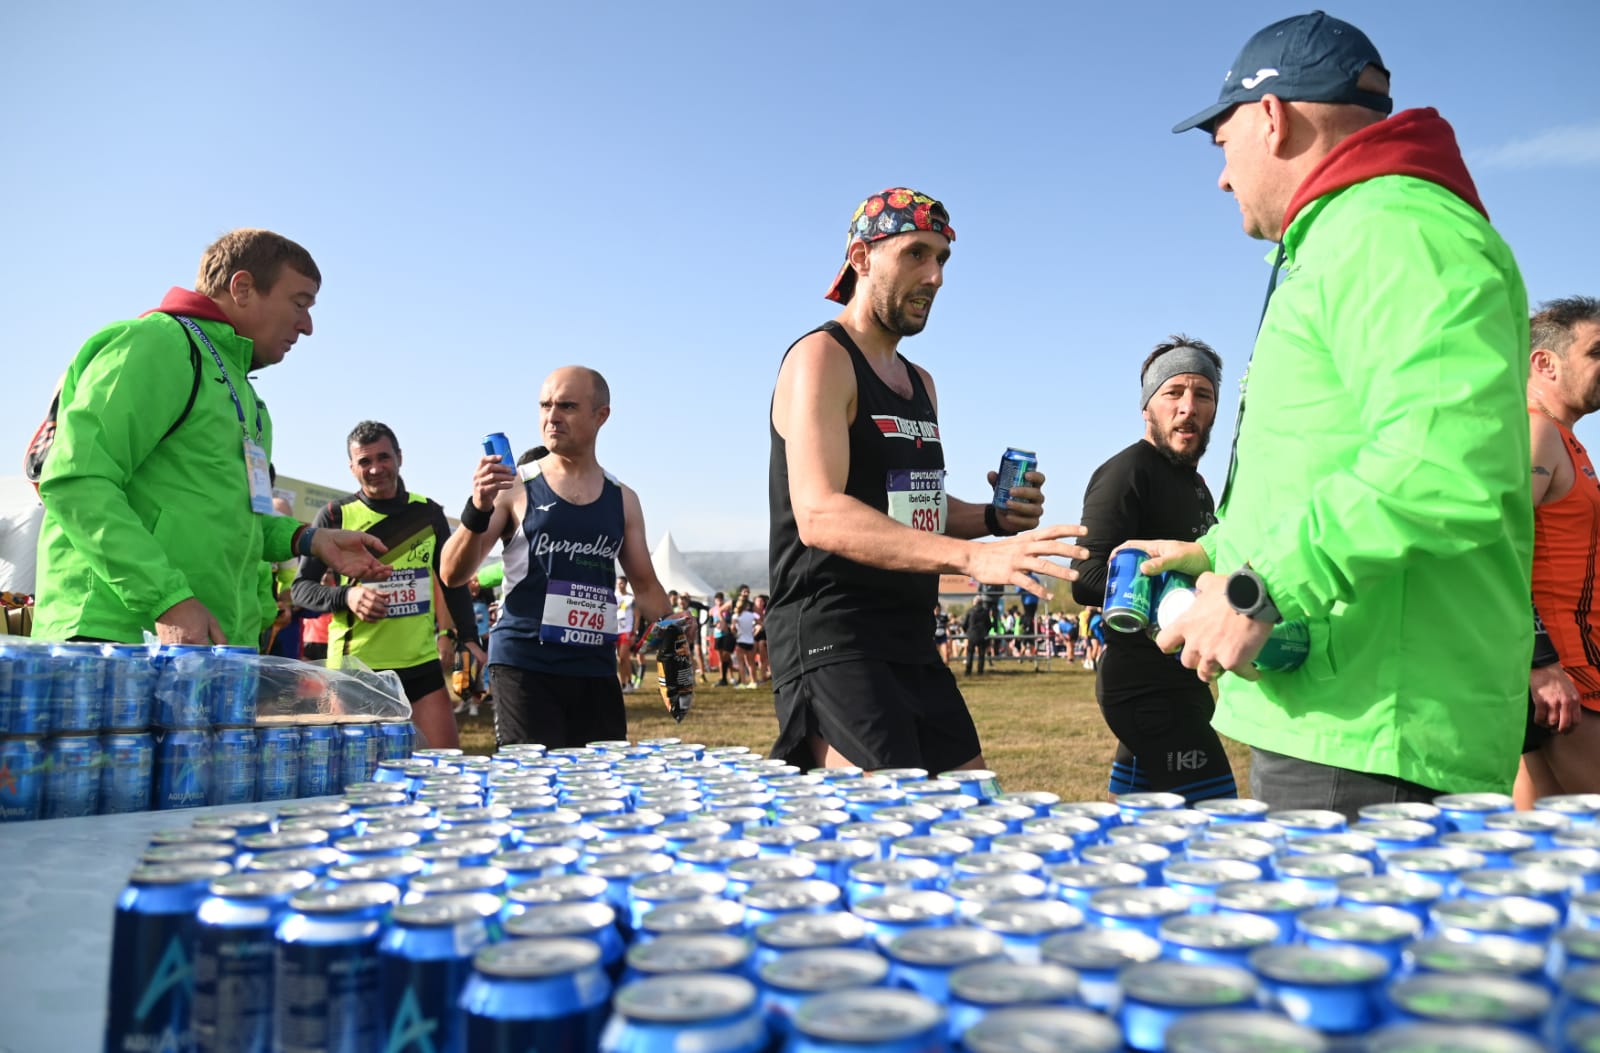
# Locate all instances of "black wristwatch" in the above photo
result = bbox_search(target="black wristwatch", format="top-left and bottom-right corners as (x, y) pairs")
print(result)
(1226, 565), (1281, 623)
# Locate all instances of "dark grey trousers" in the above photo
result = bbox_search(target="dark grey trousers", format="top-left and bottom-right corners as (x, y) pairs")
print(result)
(1249, 746), (1443, 822)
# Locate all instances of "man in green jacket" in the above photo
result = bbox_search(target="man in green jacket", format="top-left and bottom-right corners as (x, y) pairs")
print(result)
(34, 229), (390, 647)
(1139, 13), (1531, 813)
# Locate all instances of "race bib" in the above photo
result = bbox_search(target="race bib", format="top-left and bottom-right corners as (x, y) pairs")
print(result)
(540, 580), (618, 647)
(374, 567), (430, 618)
(886, 469), (947, 534)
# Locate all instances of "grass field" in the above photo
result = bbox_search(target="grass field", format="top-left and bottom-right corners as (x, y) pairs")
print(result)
(456, 658), (1252, 802)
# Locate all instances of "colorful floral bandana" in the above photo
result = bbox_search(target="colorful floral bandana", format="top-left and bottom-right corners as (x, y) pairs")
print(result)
(825, 187), (955, 303)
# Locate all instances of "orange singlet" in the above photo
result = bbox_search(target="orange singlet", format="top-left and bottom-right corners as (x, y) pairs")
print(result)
(1531, 410), (1600, 711)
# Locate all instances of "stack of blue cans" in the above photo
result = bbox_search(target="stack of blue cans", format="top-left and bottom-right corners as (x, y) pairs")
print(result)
(1, 640), (415, 822)
(97, 742), (1600, 1052)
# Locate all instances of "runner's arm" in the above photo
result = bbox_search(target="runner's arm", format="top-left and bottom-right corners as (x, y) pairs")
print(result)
(290, 503), (348, 613)
(617, 483), (669, 624)
(440, 458), (519, 587)
(1530, 413), (1566, 507)
(431, 504), (481, 649)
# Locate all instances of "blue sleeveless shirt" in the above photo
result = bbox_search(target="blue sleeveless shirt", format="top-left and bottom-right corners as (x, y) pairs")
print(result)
(492, 461), (626, 677)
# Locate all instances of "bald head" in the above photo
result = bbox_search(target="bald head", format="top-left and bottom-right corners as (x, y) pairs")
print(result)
(538, 366), (613, 459)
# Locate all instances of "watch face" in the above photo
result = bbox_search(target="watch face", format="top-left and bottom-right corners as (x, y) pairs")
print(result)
(1227, 572), (1260, 612)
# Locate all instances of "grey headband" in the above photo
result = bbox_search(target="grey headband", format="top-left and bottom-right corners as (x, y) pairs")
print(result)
(1141, 347), (1221, 409)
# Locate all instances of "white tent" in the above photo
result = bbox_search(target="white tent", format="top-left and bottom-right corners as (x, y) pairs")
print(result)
(649, 531), (716, 600)
(0, 476), (44, 594)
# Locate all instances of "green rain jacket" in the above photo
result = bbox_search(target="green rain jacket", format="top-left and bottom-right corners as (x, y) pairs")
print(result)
(1201, 109), (1532, 794)
(34, 288), (301, 646)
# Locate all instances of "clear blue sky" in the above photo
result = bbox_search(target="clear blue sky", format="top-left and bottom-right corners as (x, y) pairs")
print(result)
(3, 1), (1596, 552)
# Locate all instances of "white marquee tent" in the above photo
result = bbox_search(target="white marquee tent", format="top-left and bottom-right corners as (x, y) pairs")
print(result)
(0, 476), (44, 594)
(649, 531), (715, 600)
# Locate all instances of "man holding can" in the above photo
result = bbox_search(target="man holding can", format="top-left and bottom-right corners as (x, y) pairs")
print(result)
(767, 187), (1086, 773)
(1135, 12), (1531, 814)
(31, 229), (389, 648)
(1073, 337), (1237, 804)
(1520, 296), (1600, 802)
(439, 366), (670, 748)
(292, 421), (483, 750)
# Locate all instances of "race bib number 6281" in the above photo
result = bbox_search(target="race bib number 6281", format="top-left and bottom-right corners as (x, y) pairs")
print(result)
(886, 469), (948, 534)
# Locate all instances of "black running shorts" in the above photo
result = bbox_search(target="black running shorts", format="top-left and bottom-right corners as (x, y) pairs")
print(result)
(489, 664), (627, 750)
(771, 659), (982, 773)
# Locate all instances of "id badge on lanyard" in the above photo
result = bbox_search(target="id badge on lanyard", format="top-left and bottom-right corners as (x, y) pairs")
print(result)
(244, 438), (274, 514)
(176, 316), (271, 515)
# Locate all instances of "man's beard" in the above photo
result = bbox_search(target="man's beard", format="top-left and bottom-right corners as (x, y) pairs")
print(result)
(1152, 424), (1211, 466)
(870, 286), (931, 337)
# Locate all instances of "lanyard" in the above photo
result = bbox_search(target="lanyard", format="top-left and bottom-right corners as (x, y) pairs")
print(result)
(1217, 242), (1288, 509)
(175, 315), (262, 441)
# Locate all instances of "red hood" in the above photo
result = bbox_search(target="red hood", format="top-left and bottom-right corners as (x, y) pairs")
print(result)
(1281, 107), (1487, 237)
(141, 287), (234, 324)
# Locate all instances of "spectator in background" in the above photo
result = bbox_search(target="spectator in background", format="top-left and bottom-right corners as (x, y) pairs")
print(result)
(754, 593), (772, 683)
(713, 592), (737, 685)
(933, 603), (952, 664)
(617, 575), (637, 692)
(964, 598), (993, 676)
(733, 595), (760, 688)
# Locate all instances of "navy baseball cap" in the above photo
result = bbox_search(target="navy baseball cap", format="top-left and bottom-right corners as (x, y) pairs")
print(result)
(1172, 10), (1392, 135)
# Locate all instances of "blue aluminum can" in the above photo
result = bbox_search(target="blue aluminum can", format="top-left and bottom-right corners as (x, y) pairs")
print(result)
(48, 642), (107, 733)
(758, 947), (889, 1039)
(946, 960), (1079, 1044)
(1386, 973), (1551, 1036)
(1118, 961), (1259, 1053)
(599, 973), (771, 1053)
(154, 727), (211, 810)
(1430, 895), (1560, 946)
(1213, 880), (1325, 943)
(105, 645), (156, 730)
(993, 447), (1038, 509)
(850, 890), (957, 951)
(100, 730), (155, 815)
(1104, 548), (1154, 633)
(43, 732), (101, 818)
(482, 431), (515, 469)
(1163, 1011), (1329, 1053)
(104, 860), (234, 1053)
(208, 645), (258, 726)
(377, 719), (414, 762)
(0, 734), (45, 821)
(154, 644), (212, 728)
(378, 892), (503, 1052)
(622, 933), (753, 986)
(1403, 934), (1548, 988)
(786, 987), (945, 1053)
(963, 1007), (1123, 1053)
(1253, 620), (1311, 673)
(1297, 905), (1422, 974)
(298, 723), (339, 798)
(504, 901), (626, 979)
(1250, 943), (1389, 1036)
(325, 855), (426, 894)
(256, 724), (300, 803)
(209, 725), (259, 806)
(1435, 793), (1516, 833)
(1085, 886), (1190, 939)
(972, 899), (1083, 965)
(1336, 874), (1444, 930)
(0, 638), (52, 735)
(460, 938), (611, 1051)
(274, 882), (400, 1053)
(339, 722), (381, 791)
(191, 869), (316, 1053)
(1160, 912), (1281, 968)
(1041, 927), (1161, 1013)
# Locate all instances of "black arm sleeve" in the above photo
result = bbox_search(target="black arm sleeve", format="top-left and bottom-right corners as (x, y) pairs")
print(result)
(433, 508), (481, 650)
(1071, 457), (1142, 608)
(290, 502), (350, 614)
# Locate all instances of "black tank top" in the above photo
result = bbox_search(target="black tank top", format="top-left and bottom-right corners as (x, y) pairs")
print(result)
(767, 322), (944, 686)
